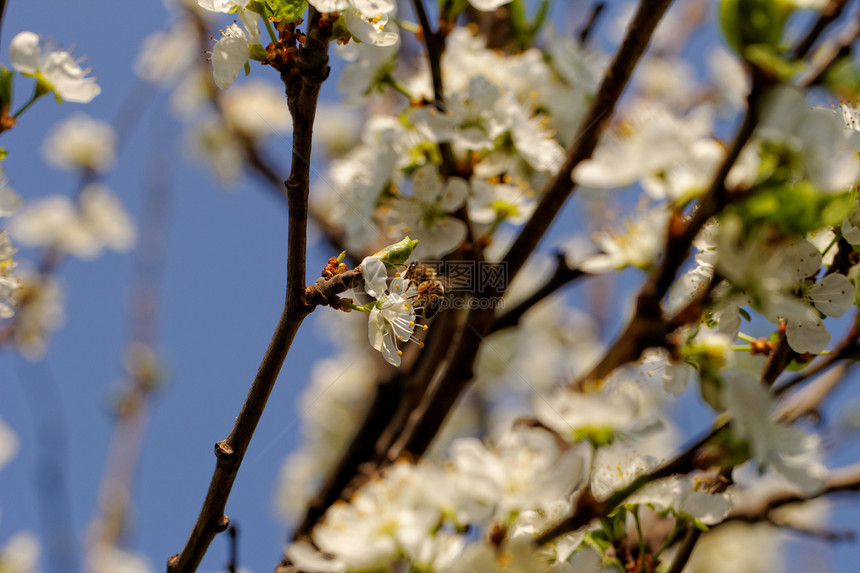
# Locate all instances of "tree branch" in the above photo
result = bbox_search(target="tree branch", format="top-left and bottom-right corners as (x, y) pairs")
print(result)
(491, 252), (588, 333)
(725, 461), (860, 522)
(502, 0), (674, 283)
(411, 0), (457, 177)
(167, 10), (331, 572)
(791, 0), (849, 60)
(579, 79), (766, 384)
(380, 0), (678, 465)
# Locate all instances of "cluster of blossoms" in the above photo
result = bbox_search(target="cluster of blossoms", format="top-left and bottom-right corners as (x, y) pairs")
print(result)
(248, 0), (860, 570)
(312, 22), (590, 257)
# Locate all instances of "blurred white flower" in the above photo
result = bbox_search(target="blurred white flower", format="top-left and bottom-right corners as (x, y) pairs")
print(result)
(134, 22), (197, 84)
(535, 381), (662, 446)
(723, 372), (828, 495)
(758, 86), (860, 193)
(628, 475), (733, 525)
(296, 461), (440, 571)
(578, 207), (670, 273)
(9, 31), (100, 103)
(708, 46), (749, 110)
(86, 545), (153, 573)
(0, 232), (19, 318)
(14, 273), (65, 361)
(220, 80), (292, 137)
(0, 168), (22, 217)
(10, 185), (136, 259)
(684, 523), (785, 573)
(42, 114), (117, 172)
(387, 164), (469, 258)
(0, 532), (39, 573)
(573, 103), (715, 194)
(468, 0), (513, 10)
(451, 425), (587, 521)
(78, 184), (137, 252)
(0, 418), (18, 470)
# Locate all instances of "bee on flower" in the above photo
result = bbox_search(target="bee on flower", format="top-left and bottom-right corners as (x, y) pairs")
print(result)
(360, 254), (427, 367)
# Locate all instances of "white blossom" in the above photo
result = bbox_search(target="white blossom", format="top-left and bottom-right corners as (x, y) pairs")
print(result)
(42, 114), (117, 173)
(450, 425), (588, 520)
(0, 532), (39, 573)
(387, 164), (469, 258)
(628, 475), (733, 525)
(309, 0), (398, 46)
(9, 31), (100, 103)
(10, 185), (136, 259)
(723, 372), (828, 495)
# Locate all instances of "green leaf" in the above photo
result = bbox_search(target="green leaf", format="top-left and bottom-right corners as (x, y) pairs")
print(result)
(728, 182), (853, 237)
(372, 236), (419, 268)
(720, 0), (792, 57)
(264, 0), (307, 21)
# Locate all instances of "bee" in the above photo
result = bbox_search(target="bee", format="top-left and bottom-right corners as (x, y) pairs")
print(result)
(404, 262), (446, 320)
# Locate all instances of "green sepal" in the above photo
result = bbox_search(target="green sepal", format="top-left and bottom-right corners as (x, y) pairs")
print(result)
(508, 0), (549, 51)
(331, 14), (352, 43)
(699, 371), (724, 411)
(570, 426), (616, 447)
(373, 236), (418, 269)
(738, 307), (752, 322)
(0, 67), (13, 111)
(249, 44), (268, 62)
(440, 0), (469, 21)
(744, 44), (804, 80)
(336, 250), (347, 263)
(248, 0), (272, 17)
(0, 149), (7, 161)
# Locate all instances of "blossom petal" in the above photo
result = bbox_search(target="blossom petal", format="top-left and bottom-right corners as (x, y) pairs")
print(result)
(360, 256), (388, 299)
(808, 273), (854, 318)
(211, 25), (250, 90)
(9, 31), (40, 74)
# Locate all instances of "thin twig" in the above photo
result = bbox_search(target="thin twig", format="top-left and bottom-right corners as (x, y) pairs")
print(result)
(725, 461), (860, 522)
(800, 9), (860, 88)
(87, 125), (174, 560)
(491, 252), (587, 332)
(775, 361), (852, 423)
(578, 2), (606, 46)
(791, 0), (850, 59)
(411, 0), (457, 177)
(167, 10), (332, 572)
